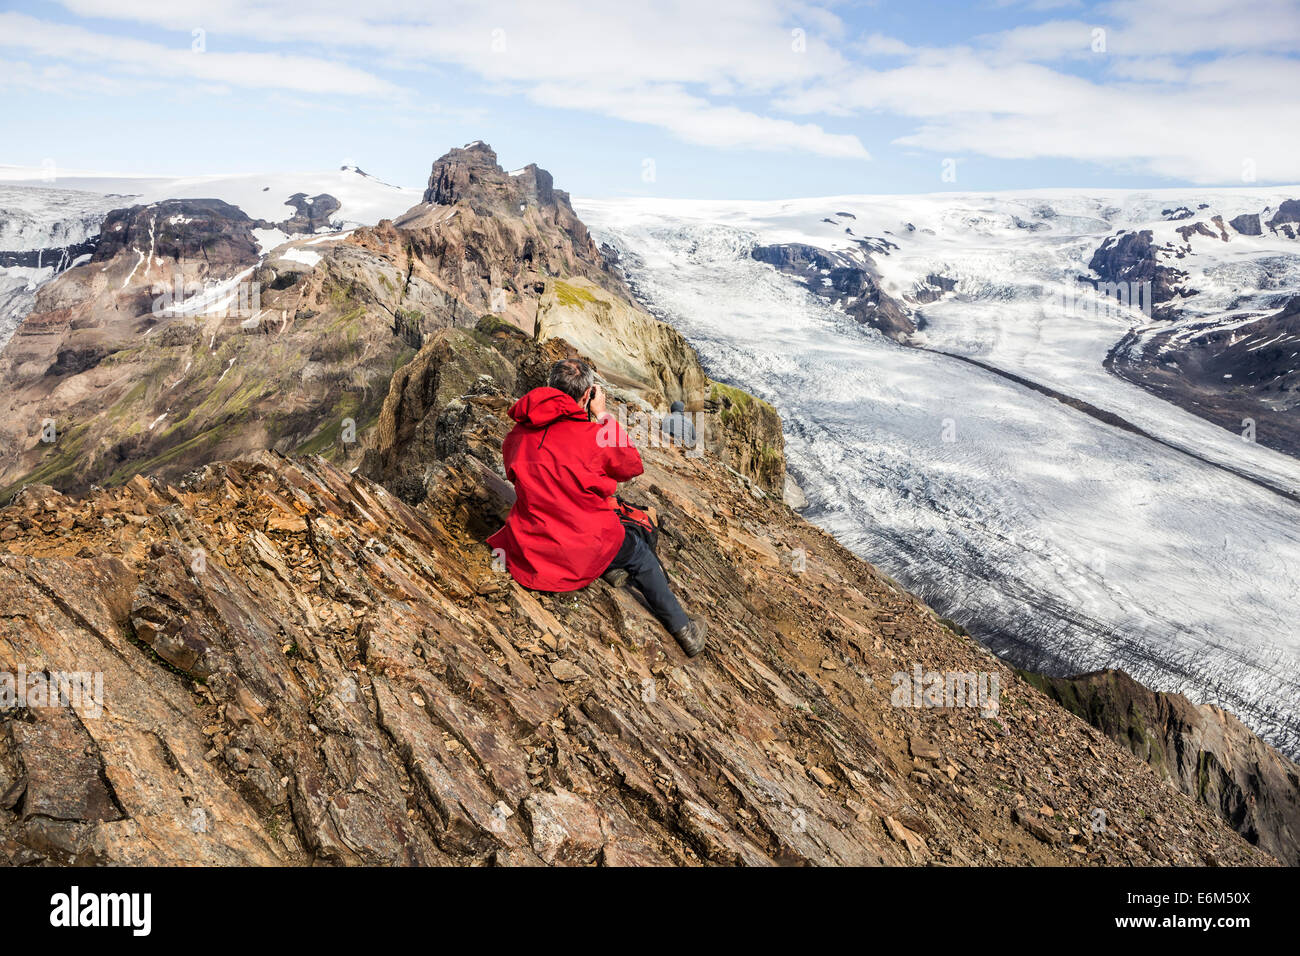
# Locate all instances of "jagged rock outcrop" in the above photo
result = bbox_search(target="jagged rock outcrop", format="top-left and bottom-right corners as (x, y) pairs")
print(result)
(751, 242), (913, 341)
(533, 276), (709, 405)
(358, 320), (567, 502)
(0, 330), (1278, 865)
(423, 142), (507, 210)
(1086, 229), (1190, 315)
(1176, 221), (1226, 244)
(1229, 213), (1262, 236)
(1021, 669), (1300, 866)
(417, 141), (598, 274)
(277, 194), (341, 234)
(908, 273), (959, 306)
(1265, 199), (1300, 232)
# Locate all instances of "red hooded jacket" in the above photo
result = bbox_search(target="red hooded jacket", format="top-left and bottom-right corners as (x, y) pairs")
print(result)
(487, 387), (643, 591)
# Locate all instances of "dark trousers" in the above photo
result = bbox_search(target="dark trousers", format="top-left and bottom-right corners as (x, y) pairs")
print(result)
(605, 525), (689, 633)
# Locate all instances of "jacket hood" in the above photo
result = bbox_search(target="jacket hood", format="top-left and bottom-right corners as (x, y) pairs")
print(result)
(508, 387), (587, 428)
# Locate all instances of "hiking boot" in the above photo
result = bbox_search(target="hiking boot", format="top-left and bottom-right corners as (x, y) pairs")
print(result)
(671, 615), (709, 658)
(602, 568), (630, 588)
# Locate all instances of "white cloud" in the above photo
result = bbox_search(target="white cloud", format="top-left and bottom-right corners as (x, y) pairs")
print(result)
(30, 0), (871, 159)
(878, 54), (1300, 183)
(777, 0), (1300, 183)
(6, 0), (1300, 180)
(0, 12), (404, 97)
(22, 0), (873, 160)
(1094, 0), (1300, 56)
(529, 82), (868, 158)
(986, 0), (1300, 60)
(982, 19), (1102, 61)
(854, 33), (915, 57)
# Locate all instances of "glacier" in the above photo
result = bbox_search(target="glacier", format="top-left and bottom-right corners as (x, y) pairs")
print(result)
(576, 190), (1300, 758)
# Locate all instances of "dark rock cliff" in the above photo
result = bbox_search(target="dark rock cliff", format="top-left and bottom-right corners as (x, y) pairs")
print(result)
(1021, 668), (1300, 865)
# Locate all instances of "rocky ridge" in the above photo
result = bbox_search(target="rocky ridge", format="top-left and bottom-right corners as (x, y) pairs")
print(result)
(0, 326), (1277, 865)
(750, 241), (913, 341)
(1106, 294), (1300, 459)
(1086, 229), (1191, 317)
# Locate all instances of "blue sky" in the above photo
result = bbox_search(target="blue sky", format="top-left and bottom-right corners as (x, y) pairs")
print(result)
(1, 0), (1298, 198)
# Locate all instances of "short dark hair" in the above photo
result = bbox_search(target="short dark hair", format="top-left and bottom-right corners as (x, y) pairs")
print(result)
(548, 359), (594, 400)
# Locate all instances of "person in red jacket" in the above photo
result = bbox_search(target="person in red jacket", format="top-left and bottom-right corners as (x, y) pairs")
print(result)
(488, 359), (708, 657)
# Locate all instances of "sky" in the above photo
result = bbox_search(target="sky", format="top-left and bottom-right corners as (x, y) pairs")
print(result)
(1, 0), (1298, 199)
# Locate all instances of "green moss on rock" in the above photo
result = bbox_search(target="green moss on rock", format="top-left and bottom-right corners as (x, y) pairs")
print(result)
(553, 280), (598, 309)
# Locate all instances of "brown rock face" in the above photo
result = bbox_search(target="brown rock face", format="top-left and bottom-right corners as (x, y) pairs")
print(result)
(1021, 668), (1300, 866)
(92, 199), (261, 270)
(358, 321), (555, 503)
(533, 276), (709, 406)
(1086, 229), (1191, 315)
(703, 381), (785, 497)
(522, 789), (605, 864)
(0, 331), (1278, 866)
(423, 142), (507, 209)
(419, 141), (597, 273)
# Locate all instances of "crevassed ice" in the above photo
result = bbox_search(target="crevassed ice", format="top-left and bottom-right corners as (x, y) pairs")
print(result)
(577, 197), (1300, 759)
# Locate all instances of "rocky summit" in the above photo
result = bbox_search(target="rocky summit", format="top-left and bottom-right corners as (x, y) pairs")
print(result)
(0, 144), (1292, 866)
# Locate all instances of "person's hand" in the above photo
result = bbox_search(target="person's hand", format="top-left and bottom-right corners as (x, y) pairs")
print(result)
(588, 383), (607, 419)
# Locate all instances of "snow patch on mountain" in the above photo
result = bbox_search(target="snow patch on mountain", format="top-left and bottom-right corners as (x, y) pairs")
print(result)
(0, 166), (421, 232)
(0, 169), (422, 347)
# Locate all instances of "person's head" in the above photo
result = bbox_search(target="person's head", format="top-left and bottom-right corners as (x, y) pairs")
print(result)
(670, 400), (685, 413)
(547, 358), (595, 404)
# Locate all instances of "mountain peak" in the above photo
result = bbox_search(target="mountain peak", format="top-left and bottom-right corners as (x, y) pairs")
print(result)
(422, 141), (565, 219)
(422, 141), (505, 209)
